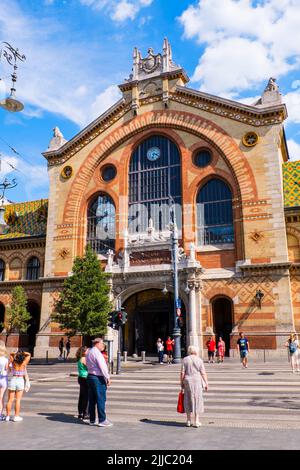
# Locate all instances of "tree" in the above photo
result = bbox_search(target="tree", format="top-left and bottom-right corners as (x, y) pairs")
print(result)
(54, 245), (112, 338)
(3, 286), (31, 346)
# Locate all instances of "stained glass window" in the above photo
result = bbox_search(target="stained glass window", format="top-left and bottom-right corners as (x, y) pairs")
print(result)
(87, 194), (116, 254)
(197, 179), (234, 245)
(128, 135), (182, 233)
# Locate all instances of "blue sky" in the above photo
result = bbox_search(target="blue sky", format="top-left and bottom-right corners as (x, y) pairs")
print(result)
(0, 0), (300, 202)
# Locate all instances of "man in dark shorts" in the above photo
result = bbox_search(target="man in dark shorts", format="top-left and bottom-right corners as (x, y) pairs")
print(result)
(237, 332), (250, 368)
(165, 336), (175, 364)
(206, 336), (216, 363)
(66, 338), (71, 360)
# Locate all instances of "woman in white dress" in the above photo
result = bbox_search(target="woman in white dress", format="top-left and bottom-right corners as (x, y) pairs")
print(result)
(180, 345), (208, 428)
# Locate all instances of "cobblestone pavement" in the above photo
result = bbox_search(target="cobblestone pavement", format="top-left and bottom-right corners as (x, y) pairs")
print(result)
(1, 359), (300, 449)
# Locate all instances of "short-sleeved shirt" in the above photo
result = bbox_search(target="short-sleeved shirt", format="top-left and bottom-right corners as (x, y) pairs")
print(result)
(237, 337), (249, 351)
(59, 340), (64, 349)
(165, 340), (174, 352)
(206, 340), (216, 352)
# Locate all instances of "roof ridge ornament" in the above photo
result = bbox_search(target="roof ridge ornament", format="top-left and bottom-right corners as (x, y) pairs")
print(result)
(254, 77), (282, 107)
(125, 38), (183, 83)
(48, 126), (67, 151)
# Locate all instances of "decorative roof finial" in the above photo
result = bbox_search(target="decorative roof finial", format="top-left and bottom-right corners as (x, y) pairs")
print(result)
(48, 127), (67, 151)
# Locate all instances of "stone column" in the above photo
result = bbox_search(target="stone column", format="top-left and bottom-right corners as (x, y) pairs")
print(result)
(188, 282), (199, 348)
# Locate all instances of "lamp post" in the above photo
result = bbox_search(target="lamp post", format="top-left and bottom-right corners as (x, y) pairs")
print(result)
(169, 196), (182, 364)
(0, 42), (26, 112)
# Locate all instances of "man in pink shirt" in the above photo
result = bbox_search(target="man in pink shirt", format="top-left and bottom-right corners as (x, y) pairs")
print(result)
(86, 338), (112, 427)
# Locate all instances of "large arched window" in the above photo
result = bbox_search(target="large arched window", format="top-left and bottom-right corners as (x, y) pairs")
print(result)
(0, 259), (5, 281)
(197, 179), (234, 245)
(128, 135), (182, 233)
(87, 193), (116, 254)
(26, 257), (40, 280)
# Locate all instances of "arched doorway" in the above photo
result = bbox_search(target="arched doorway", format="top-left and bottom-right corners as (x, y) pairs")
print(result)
(0, 302), (5, 333)
(123, 289), (186, 356)
(27, 300), (41, 356)
(212, 297), (233, 356)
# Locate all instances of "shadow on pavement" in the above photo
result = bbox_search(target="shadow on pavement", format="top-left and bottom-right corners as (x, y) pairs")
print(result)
(38, 413), (85, 424)
(140, 418), (186, 427)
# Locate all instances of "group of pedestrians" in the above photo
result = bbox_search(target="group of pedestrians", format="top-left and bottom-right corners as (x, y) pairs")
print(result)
(75, 338), (112, 427)
(58, 337), (71, 360)
(206, 336), (226, 363)
(0, 342), (31, 422)
(156, 336), (175, 364)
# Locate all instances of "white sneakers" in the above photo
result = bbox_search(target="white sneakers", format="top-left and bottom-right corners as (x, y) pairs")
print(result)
(186, 421), (191, 427)
(13, 416), (23, 422)
(4, 416), (23, 422)
(98, 420), (113, 427)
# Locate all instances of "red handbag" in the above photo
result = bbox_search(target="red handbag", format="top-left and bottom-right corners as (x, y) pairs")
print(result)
(177, 390), (185, 413)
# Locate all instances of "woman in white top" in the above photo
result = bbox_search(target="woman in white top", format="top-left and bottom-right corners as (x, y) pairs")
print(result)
(285, 333), (299, 373)
(0, 341), (8, 420)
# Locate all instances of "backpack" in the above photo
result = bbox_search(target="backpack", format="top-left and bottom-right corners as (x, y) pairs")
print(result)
(289, 341), (297, 354)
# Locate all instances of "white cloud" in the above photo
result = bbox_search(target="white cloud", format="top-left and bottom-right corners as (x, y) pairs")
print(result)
(0, 1), (123, 128)
(287, 139), (300, 161)
(179, 0), (300, 96)
(284, 89), (300, 125)
(0, 153), (48, 200)
(90, 85), (122, 121)
(80, 0), (153, 22)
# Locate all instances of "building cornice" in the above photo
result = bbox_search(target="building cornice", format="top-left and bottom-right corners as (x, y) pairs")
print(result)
(0, 236), (46, 251)
(173, 86), (287, 127)
(240, 262), (291, 276)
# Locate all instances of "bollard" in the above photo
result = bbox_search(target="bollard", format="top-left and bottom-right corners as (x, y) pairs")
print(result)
(64, 351), (66, 362)
(110, 360), (114, 374)
(141, 351), (146, 362)
(46, 350), (48, 364)
(263, 349), (266, 363)
(123, 351), (127, 363)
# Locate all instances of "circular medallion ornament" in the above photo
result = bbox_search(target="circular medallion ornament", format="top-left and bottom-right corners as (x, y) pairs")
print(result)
(242, 131), (259, 147)
(147, 146), (160, 161)
(61, 165), (73, 179)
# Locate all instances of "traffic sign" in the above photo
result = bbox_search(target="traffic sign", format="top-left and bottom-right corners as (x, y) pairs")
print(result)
(176, 308), (181, 317)
(176, 298), (181, 309)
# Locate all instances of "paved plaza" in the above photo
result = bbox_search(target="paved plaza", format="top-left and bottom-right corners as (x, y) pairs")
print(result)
(1, 358), (300, 450)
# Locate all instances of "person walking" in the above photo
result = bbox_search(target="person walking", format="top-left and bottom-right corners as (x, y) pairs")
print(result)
(206, 336), (216, 363)
(156, 338), (164, 364)
(180, 345), (208, 428)
(6, 350), (31, 422)
(66, 338), (71, 360)
(76, 346), (89, 420)
(58, 337), (64, 360)
(165, 336), (175, 364)
(86, 338), (112, 427)
(217, 337), (226, 363)
(285, 333), (299, 373)
(102, 343), (108, 364)
(237, 332), (250, 368)
(0, 342), (8, 420)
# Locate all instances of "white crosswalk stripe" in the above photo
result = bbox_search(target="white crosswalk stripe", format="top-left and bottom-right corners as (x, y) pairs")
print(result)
(19, 361), (300, 429)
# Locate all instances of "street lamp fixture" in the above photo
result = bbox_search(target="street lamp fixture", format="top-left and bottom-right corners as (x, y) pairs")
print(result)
(162, 284), (168, 295)
(255, 289), (264, 309)
(0, 42), (26, 112)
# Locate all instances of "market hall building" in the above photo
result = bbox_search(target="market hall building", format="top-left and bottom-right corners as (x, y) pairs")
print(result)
(0, 39), (300, 358)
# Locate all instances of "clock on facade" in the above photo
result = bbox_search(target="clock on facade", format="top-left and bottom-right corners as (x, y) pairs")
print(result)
(147, 147), (161, 161)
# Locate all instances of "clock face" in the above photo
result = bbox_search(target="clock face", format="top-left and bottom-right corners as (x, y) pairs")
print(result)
(147, 147), (160, 161)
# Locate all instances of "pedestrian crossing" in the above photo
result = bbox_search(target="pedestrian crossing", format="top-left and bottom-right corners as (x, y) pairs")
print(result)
(21, 360), (300, 429)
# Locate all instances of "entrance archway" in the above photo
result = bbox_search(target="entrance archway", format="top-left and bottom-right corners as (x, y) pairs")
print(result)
(212, 297), (233, 356)
(123, 289), (186, 356)
(27, 300), (41, 356)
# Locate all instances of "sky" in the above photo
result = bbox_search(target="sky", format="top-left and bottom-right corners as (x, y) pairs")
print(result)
(0, 0), (300, 202)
